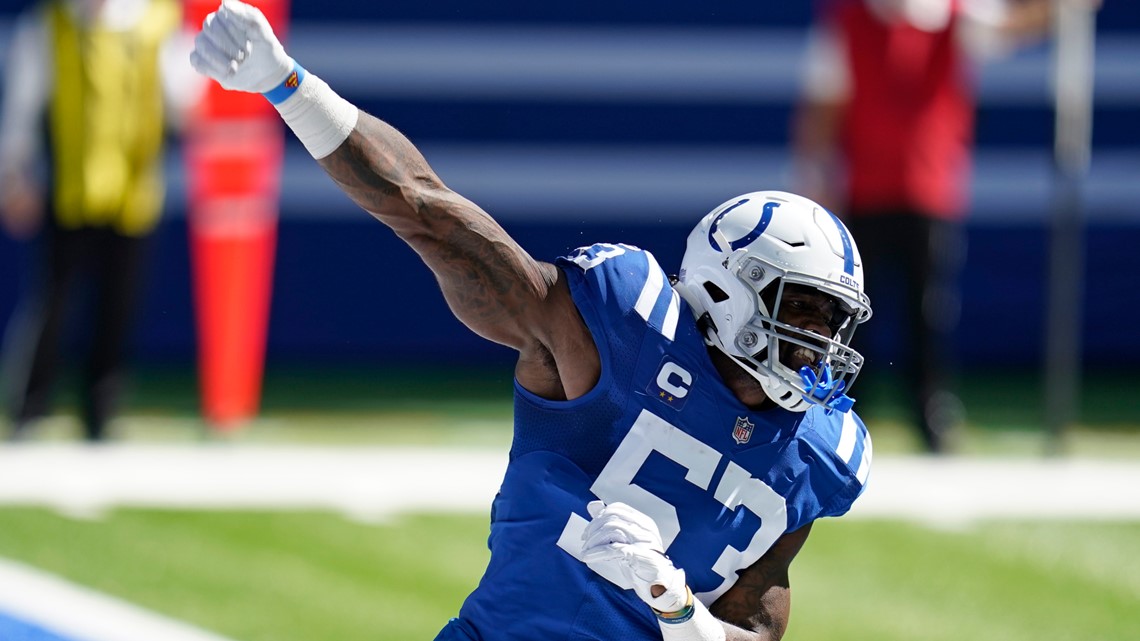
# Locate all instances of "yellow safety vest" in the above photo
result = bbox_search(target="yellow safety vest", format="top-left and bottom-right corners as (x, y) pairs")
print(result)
(47, 0), (180, 236)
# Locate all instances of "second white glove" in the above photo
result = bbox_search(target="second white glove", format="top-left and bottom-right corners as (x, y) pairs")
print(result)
(189, 0), (293, 94)
(580, 500), (690, 614)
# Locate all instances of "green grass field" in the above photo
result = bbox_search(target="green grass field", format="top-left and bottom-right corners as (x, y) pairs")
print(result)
(3, 366), (1139, 640)
(0, 508), (1138, 641)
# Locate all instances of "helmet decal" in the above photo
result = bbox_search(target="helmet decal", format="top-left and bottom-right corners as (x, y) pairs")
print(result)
(708, 199), (779, 252)
(822, 207), (855, 276)
(676, 190), (873, 414)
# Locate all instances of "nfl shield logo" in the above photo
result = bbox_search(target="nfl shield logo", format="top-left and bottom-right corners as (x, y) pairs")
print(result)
(732, 417), (755, 445)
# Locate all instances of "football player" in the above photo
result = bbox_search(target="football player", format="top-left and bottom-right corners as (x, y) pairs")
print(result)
(191, 3), (875, 640)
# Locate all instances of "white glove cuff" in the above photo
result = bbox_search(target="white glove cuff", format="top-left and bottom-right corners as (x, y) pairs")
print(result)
(273, 70), (358, 159)
(657, 597), (726, 641)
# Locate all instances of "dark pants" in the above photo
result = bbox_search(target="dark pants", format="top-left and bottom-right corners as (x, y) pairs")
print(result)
(3, 218), (150, 441)
(847, 211), (966, 453)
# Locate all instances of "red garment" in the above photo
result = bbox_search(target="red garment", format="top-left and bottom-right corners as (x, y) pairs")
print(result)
(832, 0), (975, 219)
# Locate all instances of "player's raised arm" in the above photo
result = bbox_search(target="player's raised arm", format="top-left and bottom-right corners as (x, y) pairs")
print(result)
(314, 114), (556, 352)
(188, 1), (590, 378)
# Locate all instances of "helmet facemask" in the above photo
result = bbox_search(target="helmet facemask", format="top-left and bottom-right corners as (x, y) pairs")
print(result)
(729, 257), (867, 412)
(676, 190), (873, 414)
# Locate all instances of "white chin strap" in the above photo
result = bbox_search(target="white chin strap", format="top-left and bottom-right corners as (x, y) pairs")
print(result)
(726, 341), (811, 413)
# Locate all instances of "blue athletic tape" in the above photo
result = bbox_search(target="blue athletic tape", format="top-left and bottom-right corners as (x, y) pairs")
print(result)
(262, 62), (306, 105)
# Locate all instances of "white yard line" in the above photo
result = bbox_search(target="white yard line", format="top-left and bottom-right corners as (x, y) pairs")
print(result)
(1, 444), (1139, 525)
(0, 557), (241, 641)
(0, 444), (508, 522)
(849, 457), (1140, 526)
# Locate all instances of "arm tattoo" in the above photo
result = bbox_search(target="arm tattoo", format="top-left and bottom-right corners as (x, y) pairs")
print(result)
(435, 217), (536, 329)
(316, 115), (426, 214)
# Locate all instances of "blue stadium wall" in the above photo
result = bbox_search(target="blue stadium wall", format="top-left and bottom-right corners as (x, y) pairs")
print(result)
(0, 1), (1137, 372)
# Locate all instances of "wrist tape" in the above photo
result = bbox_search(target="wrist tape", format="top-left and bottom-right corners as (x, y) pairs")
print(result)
(263, 61), (306, 105)
(267, 64), (358, 159)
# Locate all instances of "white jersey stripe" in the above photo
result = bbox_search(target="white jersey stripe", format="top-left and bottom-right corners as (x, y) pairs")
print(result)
(634, 254), (665, 323)
(636, 251), (681, 340)
(661, 289), (680, 341)
(855, 432), (873, 486)
(836, 411), (858, 463)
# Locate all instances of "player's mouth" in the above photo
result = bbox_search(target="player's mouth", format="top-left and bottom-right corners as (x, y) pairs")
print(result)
(785, 344), (823, 373)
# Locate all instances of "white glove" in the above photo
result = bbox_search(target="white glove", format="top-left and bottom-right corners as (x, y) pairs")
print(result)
(189, 0), (293, 93)
(580, 500), (690, 613)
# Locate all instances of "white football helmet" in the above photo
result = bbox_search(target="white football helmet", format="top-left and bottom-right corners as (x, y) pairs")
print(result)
(674, 191), (872, 412)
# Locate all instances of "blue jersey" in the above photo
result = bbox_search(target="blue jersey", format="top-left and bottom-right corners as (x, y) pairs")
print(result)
(436, 244), (872, 641)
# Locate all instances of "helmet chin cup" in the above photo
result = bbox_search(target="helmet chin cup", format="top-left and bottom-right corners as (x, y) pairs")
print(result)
(800, 363), (855, 414)
(676, 191), (872, 413)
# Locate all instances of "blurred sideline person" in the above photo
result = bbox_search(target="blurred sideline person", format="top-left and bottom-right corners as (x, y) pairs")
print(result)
(791, 0), (1095, 453)
(192, 2), (874, 640)
(0, 0), (201, 441)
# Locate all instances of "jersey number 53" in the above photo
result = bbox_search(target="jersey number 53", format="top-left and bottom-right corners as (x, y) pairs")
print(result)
(557, 409), (788, 604)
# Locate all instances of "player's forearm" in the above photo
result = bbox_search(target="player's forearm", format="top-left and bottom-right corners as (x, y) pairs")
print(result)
(188, 1), (553, 348)
(709, 528), (805, 641)
(317, 110), (552, 348)
(188, 1), (518, 268)
(715, 600), (787, 641)
(720, 618), (783, 641)
(642, 594), (783, 641)
(263, 63), (496, 258)
(316, 111), (442, 226)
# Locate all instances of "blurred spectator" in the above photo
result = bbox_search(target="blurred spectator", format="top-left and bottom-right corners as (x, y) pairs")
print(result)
(0, 0), (201, 441)
(791, 0), (1087, 453)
